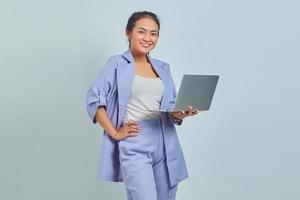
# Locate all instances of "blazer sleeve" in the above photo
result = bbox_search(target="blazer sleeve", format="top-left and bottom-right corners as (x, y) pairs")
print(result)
(165, 63), (183, 126)
(86, 56), (117, 124)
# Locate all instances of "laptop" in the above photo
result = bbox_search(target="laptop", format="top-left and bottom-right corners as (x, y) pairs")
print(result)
(146, 74), (219, 113)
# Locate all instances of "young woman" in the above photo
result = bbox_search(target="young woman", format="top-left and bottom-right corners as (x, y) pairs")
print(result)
(86, 11), (199, 200)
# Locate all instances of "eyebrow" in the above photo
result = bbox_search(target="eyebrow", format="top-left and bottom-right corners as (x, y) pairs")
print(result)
(137, 27), (158, 33)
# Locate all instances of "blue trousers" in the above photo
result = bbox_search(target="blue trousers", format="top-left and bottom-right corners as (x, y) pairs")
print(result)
(118, 118), (178, 200)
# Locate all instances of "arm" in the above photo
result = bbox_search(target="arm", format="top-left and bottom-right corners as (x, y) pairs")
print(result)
(165, 63), (184, 125)
(165, 63), (199, 123)
(86, 56), (141, 140)
(95, 106), (141, 141)
(95, 106), (118, 140)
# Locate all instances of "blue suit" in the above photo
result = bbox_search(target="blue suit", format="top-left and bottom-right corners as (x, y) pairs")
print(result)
(86, 49), (188, 188)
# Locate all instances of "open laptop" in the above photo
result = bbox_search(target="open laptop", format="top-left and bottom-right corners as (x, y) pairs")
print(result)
(146, 74), (219, 113)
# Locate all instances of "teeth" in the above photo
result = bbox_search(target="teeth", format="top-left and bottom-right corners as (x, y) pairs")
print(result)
(141, 43), (150, 47)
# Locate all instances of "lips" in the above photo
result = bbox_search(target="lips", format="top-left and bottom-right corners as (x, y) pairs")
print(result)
(140, 43), (151, 48)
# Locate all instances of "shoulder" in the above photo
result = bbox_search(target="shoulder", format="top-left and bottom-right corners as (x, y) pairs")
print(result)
(105, 53), (142, 67)
(100, 54), (125, 73)
(105, 54), (123, 66)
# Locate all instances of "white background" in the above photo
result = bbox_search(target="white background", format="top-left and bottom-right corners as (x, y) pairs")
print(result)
(0, 0), (299, 199)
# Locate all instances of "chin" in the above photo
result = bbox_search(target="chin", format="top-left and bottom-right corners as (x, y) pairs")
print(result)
(136, 48), (150, 55)
(132, 45), (154, 55)
(141, 46), (155, 54)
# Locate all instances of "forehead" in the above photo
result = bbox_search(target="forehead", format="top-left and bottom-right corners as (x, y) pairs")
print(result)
(134, 17), (158, 31)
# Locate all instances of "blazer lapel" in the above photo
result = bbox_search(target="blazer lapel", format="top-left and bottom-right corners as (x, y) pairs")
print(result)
(116, 50), (135, 128)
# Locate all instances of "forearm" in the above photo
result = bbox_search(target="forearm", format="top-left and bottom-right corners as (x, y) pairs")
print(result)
(94, 106), (118, 139)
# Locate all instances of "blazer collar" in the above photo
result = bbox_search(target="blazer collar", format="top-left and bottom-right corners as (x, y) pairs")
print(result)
(121, 49), (164, 70)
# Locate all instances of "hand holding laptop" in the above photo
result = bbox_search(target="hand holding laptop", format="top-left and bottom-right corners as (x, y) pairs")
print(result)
(170, 105), (200, 120)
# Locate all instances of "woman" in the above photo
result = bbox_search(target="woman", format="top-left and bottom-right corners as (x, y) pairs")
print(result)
(86, 11), (199, 200)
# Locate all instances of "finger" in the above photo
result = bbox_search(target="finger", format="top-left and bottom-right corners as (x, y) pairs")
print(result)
(128, 124), (140, 128)
(188, 105), (192, 115)
(192, 109), (199, 114)
(130, 129), (142, 133)
(128, 131), (139, 136)
(128, 124), (142, 131)
(128, 127), (142, 133)
(127, 120), (139, 126)
(192, 111), (198, 115)
(191, 110), (200, 116)
(128, 133), (139, 137)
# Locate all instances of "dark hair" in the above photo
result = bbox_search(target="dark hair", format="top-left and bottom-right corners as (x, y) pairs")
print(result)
(126, 11), (160, 36)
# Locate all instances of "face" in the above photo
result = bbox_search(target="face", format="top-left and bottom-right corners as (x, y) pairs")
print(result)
(126, 17), (159, 56)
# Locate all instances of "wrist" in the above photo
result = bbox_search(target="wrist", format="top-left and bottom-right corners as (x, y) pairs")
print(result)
(171, 113), (182, 120)
(171, 114), (182, 122)
(112, 130), (119, 141)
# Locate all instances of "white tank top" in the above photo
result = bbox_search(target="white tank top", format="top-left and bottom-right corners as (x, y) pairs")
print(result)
(123, 74), (164, 122)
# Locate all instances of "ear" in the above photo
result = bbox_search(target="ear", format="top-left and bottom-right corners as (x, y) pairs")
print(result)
(125, 31), (131, 39)
(126, 32), (132, 44)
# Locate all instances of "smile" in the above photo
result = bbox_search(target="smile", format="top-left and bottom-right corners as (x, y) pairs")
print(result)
(140, 43), (151, 48)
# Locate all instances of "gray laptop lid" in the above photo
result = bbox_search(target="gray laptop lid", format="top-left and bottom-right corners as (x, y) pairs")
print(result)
(146, 74), (219, 112)
(173, 74), (219, 111)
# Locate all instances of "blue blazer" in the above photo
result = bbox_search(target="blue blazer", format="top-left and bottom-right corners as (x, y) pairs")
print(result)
(86, 49), (188, 187)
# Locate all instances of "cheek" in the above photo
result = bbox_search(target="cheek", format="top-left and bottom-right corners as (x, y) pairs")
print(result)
(152, 37), (158, 45)
(130, 39), (139, 47)
(131, 35), (143, 43)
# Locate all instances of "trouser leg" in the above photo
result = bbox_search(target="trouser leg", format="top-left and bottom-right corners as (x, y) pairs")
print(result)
(119, 119), (160, 200)
(153, 153), (178, 200)
(119, 118), (178, 200)
(155, 118), (178, 200)
(122, 161), (157, 200)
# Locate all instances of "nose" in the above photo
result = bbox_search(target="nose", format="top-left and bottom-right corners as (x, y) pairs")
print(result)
(143, 33), (150, 42)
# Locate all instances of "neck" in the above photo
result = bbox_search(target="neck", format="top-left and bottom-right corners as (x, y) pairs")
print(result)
(130, 48), (149, 63)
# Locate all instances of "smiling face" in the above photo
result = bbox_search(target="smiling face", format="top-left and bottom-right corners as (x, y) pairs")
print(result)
(126, 17), (159, 56)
